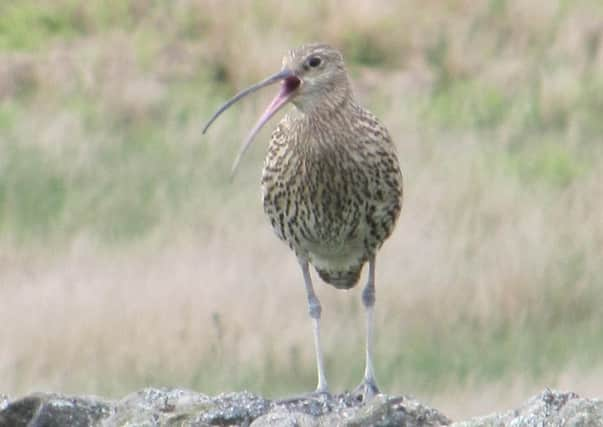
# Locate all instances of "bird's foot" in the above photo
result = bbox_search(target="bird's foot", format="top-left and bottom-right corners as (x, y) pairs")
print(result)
(352, 378), (380, 403)
(276, 388), (330, 404)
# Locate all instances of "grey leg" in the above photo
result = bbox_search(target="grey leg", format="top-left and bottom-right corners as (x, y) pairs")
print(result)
(299, 258), (329, 393)
(354, 256), (380, 400)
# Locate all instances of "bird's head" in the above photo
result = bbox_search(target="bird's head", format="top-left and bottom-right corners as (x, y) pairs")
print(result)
(282, 43), (350, 112)
(202, 43), (350, 175)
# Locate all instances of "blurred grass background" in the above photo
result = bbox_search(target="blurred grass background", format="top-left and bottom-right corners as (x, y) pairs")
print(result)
(1, 0), (602, 419)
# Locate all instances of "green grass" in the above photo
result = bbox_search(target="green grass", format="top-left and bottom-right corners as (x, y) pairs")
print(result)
(0, 123), (236, 244)
(0, 0), (159, 51)
(0, 2), (79, 51)
(424, 80), (511, 129)
(508, 143), (587, 188)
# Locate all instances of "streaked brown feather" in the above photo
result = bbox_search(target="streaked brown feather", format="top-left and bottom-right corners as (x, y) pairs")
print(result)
(261, 45), (403, 289)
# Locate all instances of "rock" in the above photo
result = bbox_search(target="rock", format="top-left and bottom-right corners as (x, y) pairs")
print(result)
(0, 393), (112, 427)
(103, 389), (270, 426)
(0, 389), (448, 427)
(252, 393), (450, 426)
(451, 389), (603, 427)
(0, 388), (600, 427)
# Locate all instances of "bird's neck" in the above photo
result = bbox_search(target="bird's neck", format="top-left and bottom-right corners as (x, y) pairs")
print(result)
(293, 79), (354, 116)
(296, 91), (356, 127)
(287, 94), (359, 155)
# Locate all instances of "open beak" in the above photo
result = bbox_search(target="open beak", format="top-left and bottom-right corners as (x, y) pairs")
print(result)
(202, 68), (301, 176)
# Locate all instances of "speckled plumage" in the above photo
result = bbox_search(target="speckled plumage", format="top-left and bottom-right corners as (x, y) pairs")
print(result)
(261, 45), (402, 289)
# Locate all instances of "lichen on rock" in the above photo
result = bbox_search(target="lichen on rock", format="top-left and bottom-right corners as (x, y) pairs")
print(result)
(0, 388), (601, 427)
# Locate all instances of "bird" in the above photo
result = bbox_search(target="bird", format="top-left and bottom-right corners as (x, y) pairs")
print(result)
(203, 43), (403, 402)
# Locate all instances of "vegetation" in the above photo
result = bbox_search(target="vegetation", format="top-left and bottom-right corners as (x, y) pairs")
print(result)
(1, 0), (601, 417)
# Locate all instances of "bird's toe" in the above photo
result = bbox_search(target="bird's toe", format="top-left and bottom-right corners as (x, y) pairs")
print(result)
(276, 389), (331, 404)
(352, 379), (380, 403)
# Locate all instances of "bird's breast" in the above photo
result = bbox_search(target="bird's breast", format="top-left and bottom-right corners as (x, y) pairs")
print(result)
(261, 124), (401, 267)
(262, 144), (365, 251)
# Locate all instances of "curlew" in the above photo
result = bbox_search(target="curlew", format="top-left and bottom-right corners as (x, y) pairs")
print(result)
(203, 43), (403, 401)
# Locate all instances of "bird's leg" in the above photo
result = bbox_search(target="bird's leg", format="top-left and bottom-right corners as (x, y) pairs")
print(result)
(299, 258), (329, 394)
(353, 255), (380, 401)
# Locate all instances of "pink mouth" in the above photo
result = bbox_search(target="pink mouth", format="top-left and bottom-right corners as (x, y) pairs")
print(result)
(283, 76), (301, 94)
(230, 74), (301, 175)
(202, 67), (302, 176)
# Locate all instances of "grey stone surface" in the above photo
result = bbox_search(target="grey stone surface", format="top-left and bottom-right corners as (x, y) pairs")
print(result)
(0, 392), (112, 427)
(0, 388), (600, 427)
(451, 389), (603, 427)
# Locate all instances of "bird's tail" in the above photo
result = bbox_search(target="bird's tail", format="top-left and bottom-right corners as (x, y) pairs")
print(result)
(315, 264), (363, 289)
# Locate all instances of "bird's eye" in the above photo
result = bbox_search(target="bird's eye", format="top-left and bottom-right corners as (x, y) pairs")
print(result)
(308, 56), (322, 68)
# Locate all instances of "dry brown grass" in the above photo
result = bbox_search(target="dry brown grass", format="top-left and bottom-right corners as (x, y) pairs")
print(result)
(1, 0), (602, 418)
(2, 139), (602, 416)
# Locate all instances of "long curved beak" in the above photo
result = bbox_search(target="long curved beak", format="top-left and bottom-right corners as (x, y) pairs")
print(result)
(202, 68), (301, 176)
